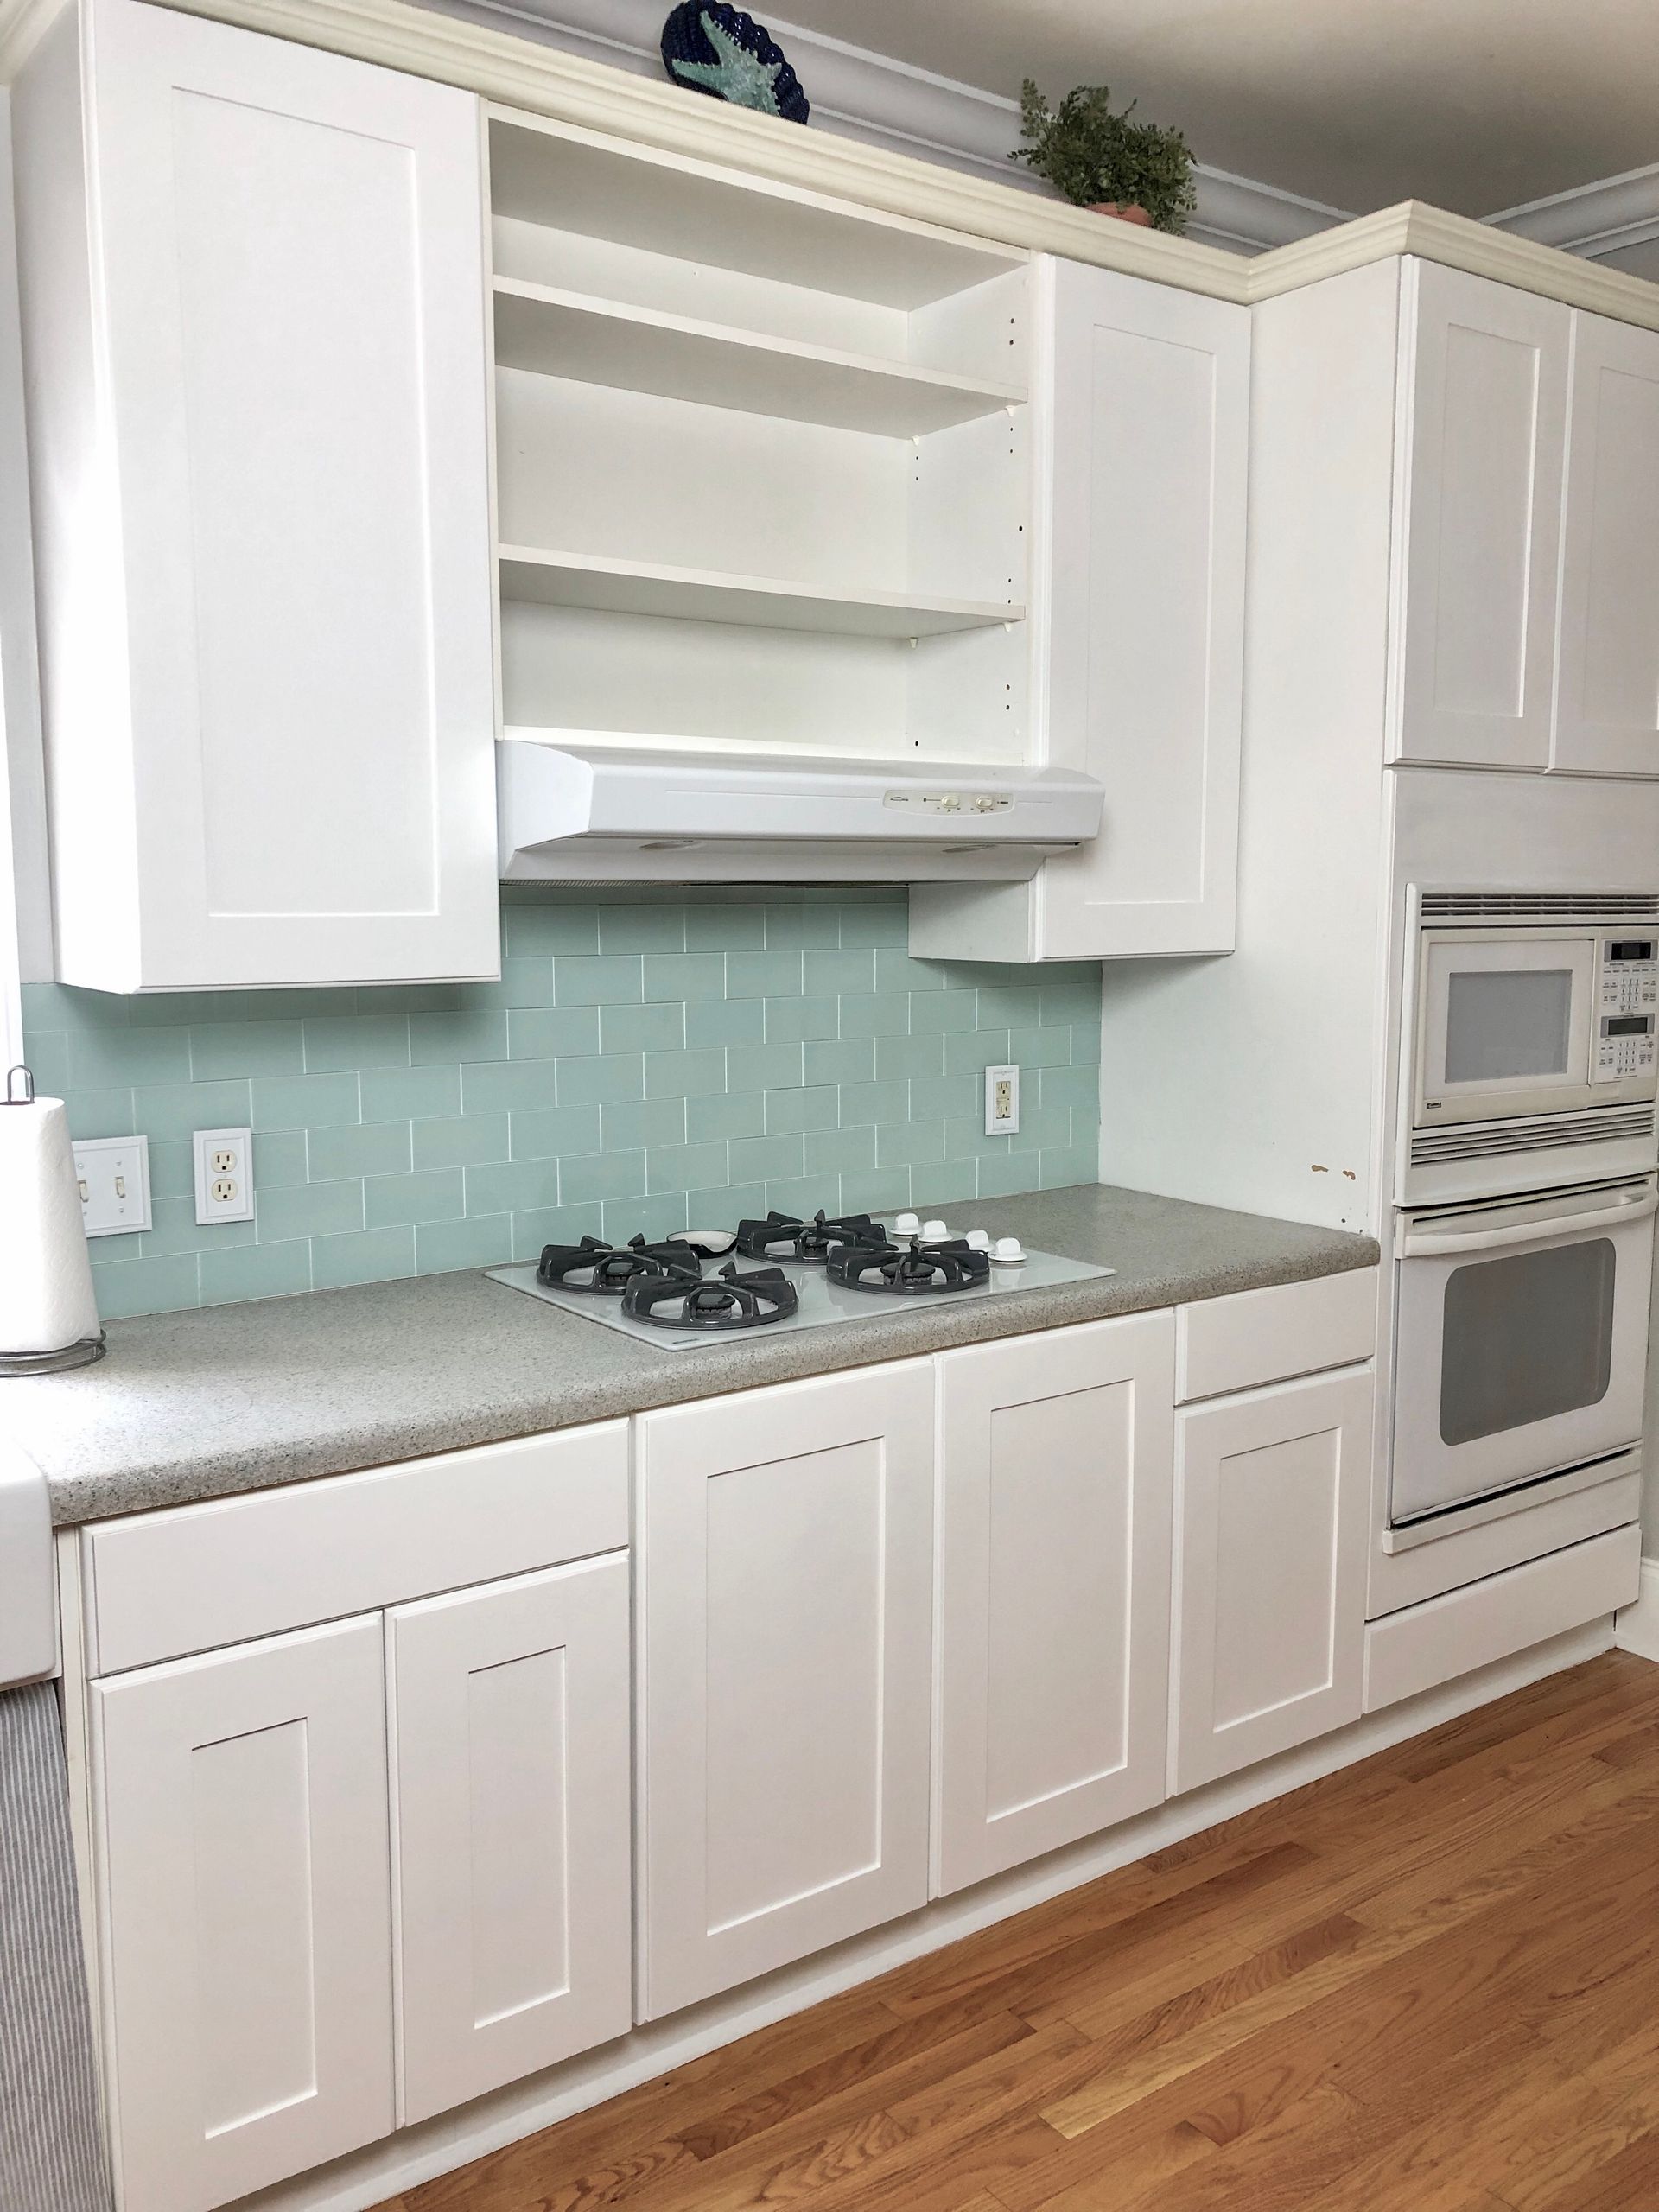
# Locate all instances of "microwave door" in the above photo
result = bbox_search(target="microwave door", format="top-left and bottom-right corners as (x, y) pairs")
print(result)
(1390, 1179), (1656, 1525)
(1417, 934), (1597, 1125)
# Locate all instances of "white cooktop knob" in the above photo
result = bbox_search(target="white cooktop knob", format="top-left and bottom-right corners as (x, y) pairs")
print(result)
(992, 1236), (1027, 1263)
(921, 1218), (949, 1241)
(964, 1230), (992, 1253)
(893, 1211), (920, 1236)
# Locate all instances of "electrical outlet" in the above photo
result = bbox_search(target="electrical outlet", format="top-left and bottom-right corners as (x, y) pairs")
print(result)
(73, 1135), (152, 1237)
(984, 1062), (1020, 1136)
(193, 1126), (254, 1225)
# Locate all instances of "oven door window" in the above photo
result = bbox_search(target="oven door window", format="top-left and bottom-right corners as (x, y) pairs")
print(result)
(1440, 1237), (1616, 1446)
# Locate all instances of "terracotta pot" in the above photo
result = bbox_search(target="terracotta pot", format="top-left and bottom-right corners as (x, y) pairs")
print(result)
(1088, 201), (1154, 226)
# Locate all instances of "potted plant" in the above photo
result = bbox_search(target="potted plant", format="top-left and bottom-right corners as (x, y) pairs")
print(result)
(1011, 79), (1197, 233)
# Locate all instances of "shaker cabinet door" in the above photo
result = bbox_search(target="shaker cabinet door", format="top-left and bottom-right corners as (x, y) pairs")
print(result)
(1170, 1367), (1372, 1794)
(1552, 310), (1659, 777)
(31, 0), (498, 988)
(1391, 259), (1569, 771)
(1033, 257), (1249, 957)
(934, 1313), (1176, 1894)
(92, 1618), (394, 2212)
(636, 1363), (934, 2019)
(386, 1556), (633, 2126)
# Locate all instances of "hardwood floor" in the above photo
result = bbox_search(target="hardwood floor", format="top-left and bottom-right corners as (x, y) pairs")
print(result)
(379, 1652), (1659, 2212)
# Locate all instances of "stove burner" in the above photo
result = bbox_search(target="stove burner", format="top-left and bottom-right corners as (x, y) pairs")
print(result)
(827, 1236), (993, 1294)
(621, 1261), (799, 1331)
(537, 1234), (702, 1294)
(734, 1210), (889, 1262)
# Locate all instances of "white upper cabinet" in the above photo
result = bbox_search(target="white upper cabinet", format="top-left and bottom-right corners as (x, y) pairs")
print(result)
(1553, 312), (1659, 777)
(910, 255), (1249, 963)
(934, 1314), (1174, 1895)
(634, 1363), (934, 2019)
(1390, 260), (1570, 772)
(11, 0), (498, 989)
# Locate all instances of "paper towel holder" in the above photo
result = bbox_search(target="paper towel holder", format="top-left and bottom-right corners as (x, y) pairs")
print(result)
(1, 1064), (107, 1376)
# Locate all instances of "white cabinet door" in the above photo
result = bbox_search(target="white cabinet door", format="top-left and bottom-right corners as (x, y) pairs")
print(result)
(1552, 311), (1659, 777)
(386, 1557), (632, 2126)
(18, 0), (497, 988)
(935, 1313), (1175, 1896)
(1170, 1366), (1372, 1795)
(1034, 257), (1249, 957)
(1391, 259), (1569, 771)
(636, 1363), (934, 2018)
(92, 1618), (394, 2212)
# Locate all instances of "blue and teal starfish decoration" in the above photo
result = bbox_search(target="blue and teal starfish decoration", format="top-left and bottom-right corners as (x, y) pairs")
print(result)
(660, 4), (810, 124)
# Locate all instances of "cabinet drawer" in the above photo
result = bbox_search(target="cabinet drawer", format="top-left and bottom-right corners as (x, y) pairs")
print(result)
(1176, 1267), (1377, 1403)
(83, 1423), (628, 1675)
(1363, 1524), (1639, 1712)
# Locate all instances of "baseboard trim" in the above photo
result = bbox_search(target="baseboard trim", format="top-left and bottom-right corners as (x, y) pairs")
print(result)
(1614, 1555), (1659, 1662)
(234, 1617), (1615, 2212)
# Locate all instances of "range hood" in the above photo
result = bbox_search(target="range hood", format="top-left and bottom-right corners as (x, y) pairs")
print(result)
(497, 742), (1103, 884)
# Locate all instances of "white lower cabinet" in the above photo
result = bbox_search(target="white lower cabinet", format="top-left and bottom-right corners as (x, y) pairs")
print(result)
(1169, 1366), (1373, 1794)
(934, 1313), (1176, 1895)
(386, 1557), (632, 2126)
(92, 1618), (396, 2212)
(635, 1363), (935, 2019)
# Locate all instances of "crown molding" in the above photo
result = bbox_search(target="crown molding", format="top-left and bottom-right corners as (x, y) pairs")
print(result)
(1486, 162), (1659, 263)
(412, 0), (1349, 254)
(0, 0), (63, 79)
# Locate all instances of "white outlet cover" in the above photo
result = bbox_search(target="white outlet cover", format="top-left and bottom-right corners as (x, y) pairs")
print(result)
(72, 1135), (152, 1238)
(193, 1126), (255, 1225)
(984, 1062), (1020, 1136)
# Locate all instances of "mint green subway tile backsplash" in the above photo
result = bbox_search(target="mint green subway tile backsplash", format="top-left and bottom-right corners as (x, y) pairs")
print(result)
(20, 889), (1104, 1320)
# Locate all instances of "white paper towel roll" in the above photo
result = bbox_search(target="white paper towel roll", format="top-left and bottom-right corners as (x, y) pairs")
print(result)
(0, 1095), (100, 1358)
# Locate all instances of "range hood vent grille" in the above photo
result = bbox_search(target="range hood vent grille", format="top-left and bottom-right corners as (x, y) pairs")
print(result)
(1421, 891), (1659, 923)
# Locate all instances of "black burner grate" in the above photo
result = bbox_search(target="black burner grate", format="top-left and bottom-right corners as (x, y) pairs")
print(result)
(621, 1262), (799, 1330)
(826, 1236), (992, 1294)
(733, 1209), (889, 1262)
(537, 1234), (702, 1294)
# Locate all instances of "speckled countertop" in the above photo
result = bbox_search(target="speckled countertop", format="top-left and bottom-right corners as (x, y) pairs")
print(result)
(8, 1185), (1377, 1526)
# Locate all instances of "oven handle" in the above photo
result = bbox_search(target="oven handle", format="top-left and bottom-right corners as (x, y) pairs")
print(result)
(1402, 1188), (1659, 1258)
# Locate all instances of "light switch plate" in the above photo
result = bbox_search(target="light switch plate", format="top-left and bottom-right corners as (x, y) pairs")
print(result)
(73, 1135), (151, 1237)
(193, 1127), (255, 1224)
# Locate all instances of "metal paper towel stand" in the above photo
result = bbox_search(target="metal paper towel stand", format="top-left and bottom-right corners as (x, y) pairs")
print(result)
(1, 1065), (106, 1376)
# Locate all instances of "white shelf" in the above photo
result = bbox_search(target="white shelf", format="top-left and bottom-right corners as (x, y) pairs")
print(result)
(498, 547), (1023, 639)
(488, 116), (1025, 311)
(493, 280), (1025, 439)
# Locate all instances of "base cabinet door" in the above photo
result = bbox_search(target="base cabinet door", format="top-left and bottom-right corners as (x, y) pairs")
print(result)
(386, 1556), (632, 2126)
(636, 1363), (934, 2018)
(1552, 310), (1659, 777)
(92, 1618), (394, 2212)
(1170, 1366), (1373, 1795)
(935, 1313), (1175, 1896)
(1391, 259), (1569, 771)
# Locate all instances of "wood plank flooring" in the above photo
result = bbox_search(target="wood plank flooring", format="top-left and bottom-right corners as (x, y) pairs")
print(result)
(378, 1652), (1659, 2212)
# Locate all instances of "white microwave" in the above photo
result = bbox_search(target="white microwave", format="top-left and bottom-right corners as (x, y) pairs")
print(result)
(1402, 892), (1659, 1205)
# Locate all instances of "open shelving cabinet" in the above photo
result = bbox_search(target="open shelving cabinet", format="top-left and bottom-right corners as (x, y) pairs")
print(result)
(486, 110), (1033, 766)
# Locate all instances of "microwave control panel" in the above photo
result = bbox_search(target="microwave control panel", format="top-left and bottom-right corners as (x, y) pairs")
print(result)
(1596, 938), (1659, 1080)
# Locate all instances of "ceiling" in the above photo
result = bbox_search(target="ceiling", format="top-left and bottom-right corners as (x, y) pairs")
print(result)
(767, 0), (1659, 218)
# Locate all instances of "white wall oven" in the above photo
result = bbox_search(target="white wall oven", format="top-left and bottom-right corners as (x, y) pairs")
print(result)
(1389, 1173), (1656, 1541)
(1402, 891), (1659, 1205)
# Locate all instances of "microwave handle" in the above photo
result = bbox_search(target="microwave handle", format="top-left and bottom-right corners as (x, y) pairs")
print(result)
(1402, 1188), (1659, 1259)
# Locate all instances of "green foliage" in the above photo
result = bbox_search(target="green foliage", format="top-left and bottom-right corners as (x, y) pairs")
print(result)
(1012, 79), (1198, 235)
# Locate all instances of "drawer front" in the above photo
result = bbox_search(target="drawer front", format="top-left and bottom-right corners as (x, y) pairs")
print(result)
(1363, 1524), (1640, 1712)
(1176, 1267), (1378, 1403)
(84, 1423), (628, 1675)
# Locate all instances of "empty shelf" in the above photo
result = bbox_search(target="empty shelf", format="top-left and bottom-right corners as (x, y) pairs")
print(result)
(498, 548), (1024, 639)
(493, 280), (1026, 438)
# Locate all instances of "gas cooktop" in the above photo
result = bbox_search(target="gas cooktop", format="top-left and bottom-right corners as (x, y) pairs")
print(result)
(487, 1207), (1112, 1351)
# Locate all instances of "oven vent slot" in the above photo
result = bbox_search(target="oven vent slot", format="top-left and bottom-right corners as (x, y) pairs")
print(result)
(1420, 891), (1659, 922)
(1411, 1106), (1657, 1165)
